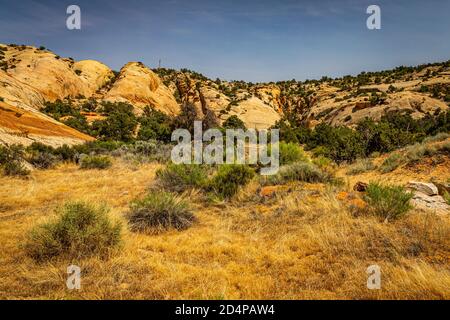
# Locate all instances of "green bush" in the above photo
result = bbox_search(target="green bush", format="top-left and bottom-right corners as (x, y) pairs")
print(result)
(80, 155), (112, 170)
(265, 162), (332, 186)
(156, 164), (209, 192)
(208, 164), (255, 198)
(24, 202), (122, 261)
(278, 142), (308, 165)
(346, 158), (376, 175)
(364, 183), (413, 220)
(127, 192), (196, 232)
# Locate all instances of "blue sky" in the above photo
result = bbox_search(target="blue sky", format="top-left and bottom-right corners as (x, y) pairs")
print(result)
(0, 0), (449, 82)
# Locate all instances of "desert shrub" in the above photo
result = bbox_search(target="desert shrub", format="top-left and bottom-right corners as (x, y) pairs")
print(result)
(264, 162), (332, 185)
(24, 202), (122, 261)
(380, 153), (403, 173)
(156, 164), (209, 192)
(54, 144), (78, 161)
(28, 152), (58, 169)
(364, 183), (413, 221)
(0, 144), (25, 164)
(74, 140), (126, 155)
(404, 144), (431, 162)
(42, 100), (77, 119)
(62, 114), (91, 135)
(422, 132), (450, 143)
(208, 164), (255, 198)
(0, 145), (30, 176)
(312, 156), (333, 169)
(127, 192), (195, 232)
(2, 161), (30, 177)
(278, 142), (308, 165)
(132, 140), (171, 162)
(79, 155), (112, 169)
(346, 158), (376, 175)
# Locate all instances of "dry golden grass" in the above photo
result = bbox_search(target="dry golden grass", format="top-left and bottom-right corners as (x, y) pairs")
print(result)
(0, 158), (449, 300)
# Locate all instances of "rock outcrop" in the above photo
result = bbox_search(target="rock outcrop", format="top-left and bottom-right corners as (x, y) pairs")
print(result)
(227, 97), (281, 130)
(72, 60), (115, 96)
(406, 182), (449, 214)
(1, 45), (89, 102)
(0, 101), (94, 147)
(406, 181), (439, 196)
(104, 62), (180, 115)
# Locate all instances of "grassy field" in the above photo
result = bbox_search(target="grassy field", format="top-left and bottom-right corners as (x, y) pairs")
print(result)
(0, 155), (449, 300)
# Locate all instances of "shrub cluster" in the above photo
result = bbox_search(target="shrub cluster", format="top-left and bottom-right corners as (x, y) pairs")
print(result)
(274, 111), (450, 162)
(156, 163), (255, 199)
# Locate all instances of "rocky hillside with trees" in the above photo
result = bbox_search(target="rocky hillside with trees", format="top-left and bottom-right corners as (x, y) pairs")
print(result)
(0, 43), (449, 147)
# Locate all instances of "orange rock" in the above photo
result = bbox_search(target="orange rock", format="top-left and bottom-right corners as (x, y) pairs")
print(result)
(348, 198), (367, 210)
(336, 191), (350, 201)
(259, 186), (279, 197)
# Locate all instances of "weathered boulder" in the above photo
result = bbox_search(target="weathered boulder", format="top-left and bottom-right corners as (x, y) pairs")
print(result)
(406, 181), (439, 196)
(411, 191), (449, 214)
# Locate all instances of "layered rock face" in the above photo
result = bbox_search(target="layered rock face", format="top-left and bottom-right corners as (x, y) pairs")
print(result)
(104, 62), (180, 115)
(0, 101), (94, 147)
(0, 70), (45, 111)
